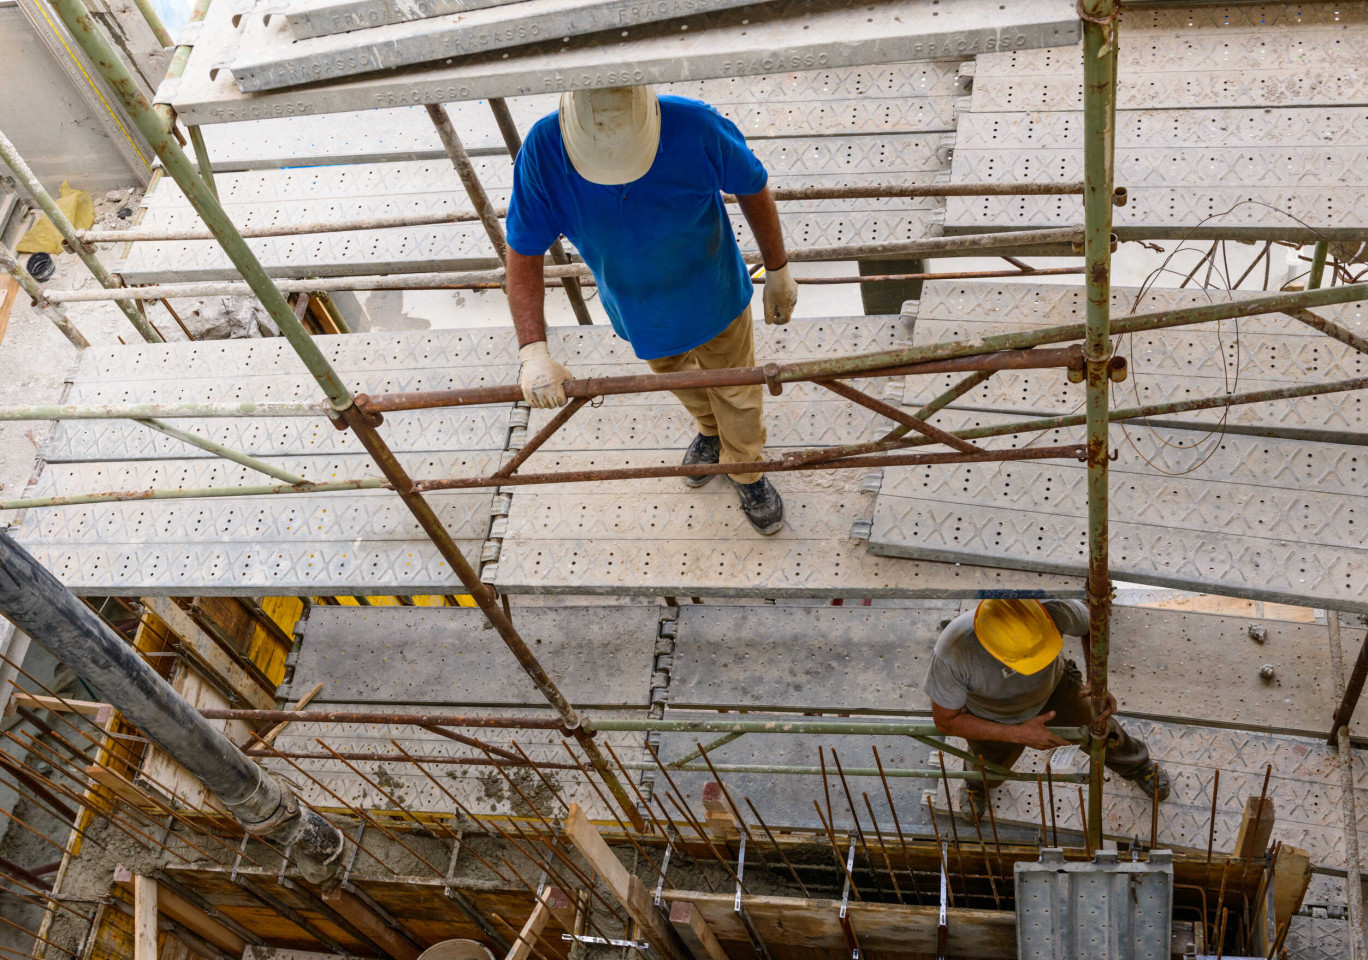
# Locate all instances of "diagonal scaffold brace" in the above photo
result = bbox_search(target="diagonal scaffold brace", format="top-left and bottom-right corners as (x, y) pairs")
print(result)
(46, 0), (646, 832)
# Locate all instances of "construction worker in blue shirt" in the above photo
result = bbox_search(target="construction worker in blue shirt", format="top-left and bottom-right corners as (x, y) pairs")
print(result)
(504, 85), (798, 535)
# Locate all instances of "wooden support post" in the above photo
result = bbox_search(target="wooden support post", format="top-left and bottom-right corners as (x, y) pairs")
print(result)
(564, 804), (690, 960)
(258, 681), (324, 747)
(1234, 796), (1275, 858)
(702, 782), (737, 839)
(1253, 844), (1312, 946)
(668, 902), (732, 960)
(507, 887), (572, 960)
(329, 887), (420, 960)
(115, 866), (247, 956)
(134, 873), (158, 960)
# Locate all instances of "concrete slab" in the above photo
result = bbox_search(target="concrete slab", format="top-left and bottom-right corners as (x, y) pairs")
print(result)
(284, 604), (661, 708)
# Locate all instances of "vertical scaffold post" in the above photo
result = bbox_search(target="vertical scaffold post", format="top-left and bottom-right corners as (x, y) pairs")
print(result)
(0, 127), (163, 342)
(1080, 0), (1119, 852)
(48, 0), (642, 830)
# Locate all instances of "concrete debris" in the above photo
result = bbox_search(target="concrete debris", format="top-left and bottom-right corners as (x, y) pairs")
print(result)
(182, 296), (278, 339)
(1249, 623), (1268, 643)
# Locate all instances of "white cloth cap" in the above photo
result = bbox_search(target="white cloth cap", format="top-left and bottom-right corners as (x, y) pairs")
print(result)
(558, 86), (661, 185)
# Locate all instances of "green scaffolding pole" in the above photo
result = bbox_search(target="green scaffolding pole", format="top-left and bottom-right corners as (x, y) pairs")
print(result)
(1080, 0), (1120, 852)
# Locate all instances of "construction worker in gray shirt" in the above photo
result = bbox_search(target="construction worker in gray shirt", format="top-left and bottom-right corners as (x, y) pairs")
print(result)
(924, 598), (1171, 823)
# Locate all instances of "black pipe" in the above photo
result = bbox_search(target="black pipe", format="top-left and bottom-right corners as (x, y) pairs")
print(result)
(0, 532), (343, 879)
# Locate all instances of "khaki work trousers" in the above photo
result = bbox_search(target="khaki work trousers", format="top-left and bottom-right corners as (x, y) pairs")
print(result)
(646, 307), (766, 484)
(964, 660), (1151, 790)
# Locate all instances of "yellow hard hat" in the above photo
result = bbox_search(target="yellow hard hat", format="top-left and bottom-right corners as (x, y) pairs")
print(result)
(973, 599), (1063, 676)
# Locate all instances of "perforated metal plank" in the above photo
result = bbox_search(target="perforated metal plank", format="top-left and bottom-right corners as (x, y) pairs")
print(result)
(119, 135), (948, 281)
(868, 411), (1368, 614)
(233, 0), (785, 90)
(284, 604), (660, 707)
(193, 63), (965, 170)
(902, 320), (1368, 442)
(65, 327), (521, 393)
(491, 318), (1084, 599)
(1015, 851), (1173, 960)
(1116, 2), (1364, 33)
(166, 0), (1077, 125)
(942, 719), (1368, 873)
(1283, 915), (1353, 960)
(265, 707), (648, 820)
(666, 603), (1365, 738)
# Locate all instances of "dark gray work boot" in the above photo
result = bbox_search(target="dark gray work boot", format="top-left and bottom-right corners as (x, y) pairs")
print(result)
(729, 476), (785, 535)
(1126, 760), (1172, 802)
(682, 433), (721, 488)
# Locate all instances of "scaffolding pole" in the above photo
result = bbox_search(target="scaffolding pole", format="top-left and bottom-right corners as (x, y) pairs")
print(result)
(1080, 0), (1120, 852)
(46, 0), (643, 830)
(0, 127), (162, 343)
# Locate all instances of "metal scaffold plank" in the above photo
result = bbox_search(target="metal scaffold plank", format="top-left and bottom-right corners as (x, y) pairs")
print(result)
(490, 318), (1086, 599)
(164, 0), (1077, 125)
(867, 409), (1368, 615)
(117, 135), (949, 282)
(666, 603), (1365, 739)
(282, 605), (661, 708)
(192, 62), (966, 170)
(233, 0), (785, 89)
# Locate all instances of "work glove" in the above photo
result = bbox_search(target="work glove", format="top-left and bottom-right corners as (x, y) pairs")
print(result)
(518, 341), (573, 408)
(762, 262), (798, 325)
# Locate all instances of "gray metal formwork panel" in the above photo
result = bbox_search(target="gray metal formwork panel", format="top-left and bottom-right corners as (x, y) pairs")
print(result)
(234, 0), (783, 89)
(1015, 850), (1173, 960)
(1283, 915), (1353, 960)
(867, 410), (1368, 615)
(282, 604), (661, 707)
(665, 603), (1365, 739)
(265, 706), (649, 821)
(489, 317), (1086, 599)
(118, 135), (948, 282)
(192, 62), (966, 171)
(165, 0), (1077, 125)
(935, 718), (1368, 874)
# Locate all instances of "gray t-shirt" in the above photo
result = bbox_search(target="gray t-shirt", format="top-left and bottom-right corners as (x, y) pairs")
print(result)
(922, 600), (1090, 724)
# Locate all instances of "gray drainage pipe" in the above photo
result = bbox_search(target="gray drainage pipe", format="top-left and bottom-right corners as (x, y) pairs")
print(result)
(0, 532), (344, 881)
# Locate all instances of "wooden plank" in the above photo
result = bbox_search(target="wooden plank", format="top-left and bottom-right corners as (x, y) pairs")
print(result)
(0, 272), (16, 343)
(506, 888), (559, 960)
(661, 890), (1017, 959)
(564, 804), (689, 960)
(4, 692), (113, 723)
(142, 599), (276, 710)
(1234, 796), (1276, 859)
(134, 874), (158, 960)
(259, 681), (323, 747)
(668, 902), (732, 960)
(89, 765), (158, 809)
(329, 888), (420, 960)
(1256, 844), (1312, 936)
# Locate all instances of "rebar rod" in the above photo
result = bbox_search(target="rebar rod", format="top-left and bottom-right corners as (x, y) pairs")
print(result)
(134, 418), (307, 485)
(1081, 0), (1120, 854)
(744, 797), (809, 897)
(0, 244), (90, 348)
(0, 127), (159, 342)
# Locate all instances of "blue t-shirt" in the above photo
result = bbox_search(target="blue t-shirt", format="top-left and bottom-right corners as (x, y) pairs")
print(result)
(505, 96), (768, 360)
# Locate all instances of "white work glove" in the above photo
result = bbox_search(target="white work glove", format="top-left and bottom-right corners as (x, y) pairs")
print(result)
(762, 262), (798, 325)
(518, 341), (573, 408)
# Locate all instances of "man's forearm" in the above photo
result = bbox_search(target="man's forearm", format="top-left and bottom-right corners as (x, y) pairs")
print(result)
(735, 187), (787, 270)
(936, 712), (1027, 745)
(507, 249), (549, 346)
